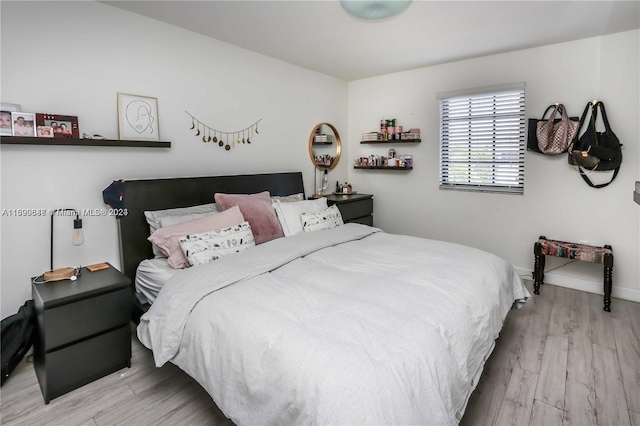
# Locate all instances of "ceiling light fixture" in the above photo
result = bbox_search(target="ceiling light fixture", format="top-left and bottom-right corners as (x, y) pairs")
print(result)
(341, 0), (412, 20)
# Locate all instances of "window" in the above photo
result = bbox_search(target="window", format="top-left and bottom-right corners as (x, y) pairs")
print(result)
(438, 83), (525, 194)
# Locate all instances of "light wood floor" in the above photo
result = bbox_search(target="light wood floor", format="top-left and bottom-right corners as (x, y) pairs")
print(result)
(1, 281), (638, 426)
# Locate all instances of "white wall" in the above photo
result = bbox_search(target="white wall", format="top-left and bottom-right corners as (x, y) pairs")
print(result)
(0, 1), (349, 318)
(348, 30), (640, 302)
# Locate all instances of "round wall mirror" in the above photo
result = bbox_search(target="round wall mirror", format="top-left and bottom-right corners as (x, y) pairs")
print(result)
(308, 122), (341, 171)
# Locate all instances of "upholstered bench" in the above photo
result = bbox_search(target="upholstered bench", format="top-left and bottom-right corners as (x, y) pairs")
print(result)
(533, 236), (614, 312)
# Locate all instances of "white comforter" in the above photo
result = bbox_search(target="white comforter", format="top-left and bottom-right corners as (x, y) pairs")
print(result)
(138, 224), (529, 425)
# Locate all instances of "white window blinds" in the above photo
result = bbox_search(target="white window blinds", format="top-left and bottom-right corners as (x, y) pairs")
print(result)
(438, 84), (525, 194)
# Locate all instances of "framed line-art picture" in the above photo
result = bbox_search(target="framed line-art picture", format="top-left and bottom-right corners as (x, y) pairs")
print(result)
(1, 103), (21, 136)
(35, 113), (79, 138)
(117, 93), (159, 141)
(11, 112), (36, 137)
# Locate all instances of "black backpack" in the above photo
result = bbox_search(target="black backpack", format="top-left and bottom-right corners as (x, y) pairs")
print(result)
(1, 300), (36, 386)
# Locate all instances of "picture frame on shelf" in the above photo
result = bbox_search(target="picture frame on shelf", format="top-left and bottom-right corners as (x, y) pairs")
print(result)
(35, 113), (80, 138)
(1, 103), (21, 136)
(117, 93), (159, 141)
(11, 112), (36, 137)
(36, 126), (54, 138)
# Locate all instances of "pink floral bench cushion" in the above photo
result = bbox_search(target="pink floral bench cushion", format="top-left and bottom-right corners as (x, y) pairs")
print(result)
(538, 238), (612, 264)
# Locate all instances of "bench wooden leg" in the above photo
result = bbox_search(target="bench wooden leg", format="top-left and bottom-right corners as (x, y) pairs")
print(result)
(534, 241), (545, 295)
(603, 248), (613, 312)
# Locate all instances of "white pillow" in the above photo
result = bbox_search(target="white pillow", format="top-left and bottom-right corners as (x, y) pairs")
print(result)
(301, 204), (344, 232)
(179, 221), (255, 266)
(273, 198), (328, 236)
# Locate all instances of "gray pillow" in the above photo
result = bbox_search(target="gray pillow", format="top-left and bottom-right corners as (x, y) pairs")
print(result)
(144, 203), (220, 234)
(144, 203), (220, 257)
(158, 211), (219, 228)
(271, 193), (304, 203)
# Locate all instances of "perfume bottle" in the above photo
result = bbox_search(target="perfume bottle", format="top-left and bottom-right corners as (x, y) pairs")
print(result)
(321, 168), (329, 191)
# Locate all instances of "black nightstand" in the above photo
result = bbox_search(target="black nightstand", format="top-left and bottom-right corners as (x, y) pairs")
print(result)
(325, 193), (373, 226)
(31, 263), (131, 403)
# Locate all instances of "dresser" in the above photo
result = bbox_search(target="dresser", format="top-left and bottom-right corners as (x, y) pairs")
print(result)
(325, 193), (373, 226)
(32, 264), (131, 403)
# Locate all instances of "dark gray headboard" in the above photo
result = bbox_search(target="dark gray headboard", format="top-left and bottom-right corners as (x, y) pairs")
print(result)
(117, 171), (305, 287)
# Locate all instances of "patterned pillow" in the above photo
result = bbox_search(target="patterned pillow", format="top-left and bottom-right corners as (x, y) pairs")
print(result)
(301, 205), (344, 232)
(179, 221), (255, 266)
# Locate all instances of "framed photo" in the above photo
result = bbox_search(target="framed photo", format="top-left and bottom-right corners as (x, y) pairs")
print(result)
(11, 112), (36, 137)
(1, 103), (21, 136)
(117, 93), (159, 141)
(37, 126), (54, 138)
(35, 113), (79, 138)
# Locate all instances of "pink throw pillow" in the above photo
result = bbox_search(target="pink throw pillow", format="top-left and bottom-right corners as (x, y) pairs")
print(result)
(214, 191), (284, 245)
(148, 205), (245, 269)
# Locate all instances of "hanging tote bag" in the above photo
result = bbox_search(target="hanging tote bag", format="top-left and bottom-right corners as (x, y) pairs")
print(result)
(535, 103), (579, 155)
(527, 105), (578, 154)
(568, 102), (600, 169)
(568, 101), (622, 188)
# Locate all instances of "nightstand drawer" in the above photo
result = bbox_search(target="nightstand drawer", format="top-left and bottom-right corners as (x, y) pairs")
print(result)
(336, 198), (373, 222)
(350, 215), (373, 226)
(41, 325), (131, 401)
(44, 288), (130, 351)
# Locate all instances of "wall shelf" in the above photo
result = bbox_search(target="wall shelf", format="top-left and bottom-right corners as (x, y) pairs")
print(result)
(354, 166), (413, 170)
(360, 139), (421, 144)
(0, 136), (171, 148)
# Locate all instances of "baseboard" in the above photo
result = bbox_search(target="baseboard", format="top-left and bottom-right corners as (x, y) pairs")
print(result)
(513, 266), (640, 303)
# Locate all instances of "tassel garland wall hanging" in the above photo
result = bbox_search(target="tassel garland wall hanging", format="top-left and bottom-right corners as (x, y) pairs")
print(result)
(186, 111), (261, 151)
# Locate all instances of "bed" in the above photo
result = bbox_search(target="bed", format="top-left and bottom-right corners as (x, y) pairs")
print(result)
(117, 171), (530, 425)
(117, 172), (306, 321)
